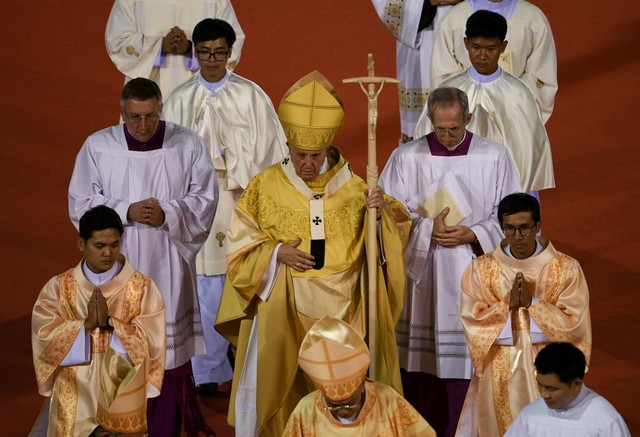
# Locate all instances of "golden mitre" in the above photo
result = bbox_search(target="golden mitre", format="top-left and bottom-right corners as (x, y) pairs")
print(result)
(278, 71), (345, 151)
(298, 316), (370, 401)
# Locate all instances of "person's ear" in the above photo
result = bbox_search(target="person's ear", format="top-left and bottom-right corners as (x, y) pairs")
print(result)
(77, 237), (86, 253)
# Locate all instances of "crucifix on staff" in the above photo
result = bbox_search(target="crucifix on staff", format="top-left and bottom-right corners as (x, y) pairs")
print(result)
(343, 53), (400, 379)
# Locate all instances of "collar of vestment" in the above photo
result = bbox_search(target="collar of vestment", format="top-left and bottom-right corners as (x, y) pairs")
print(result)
(280, 146), (353, 269)
(198, 68), (229, 94)
(427, 131), (473, 155)
(124, 120), (166, 151)
(82, 258), (124, 285)
(74, 255), (133, 298)
(469, 66), (503, 84)
(496, 237), (554, 267)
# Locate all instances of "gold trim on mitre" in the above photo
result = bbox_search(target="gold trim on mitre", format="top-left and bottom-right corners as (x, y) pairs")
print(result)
(278, 71), (345, 151)
(298, 316), (370, 401)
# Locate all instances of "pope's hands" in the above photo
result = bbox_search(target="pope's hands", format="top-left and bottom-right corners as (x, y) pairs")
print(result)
(277, 238), (315, 271)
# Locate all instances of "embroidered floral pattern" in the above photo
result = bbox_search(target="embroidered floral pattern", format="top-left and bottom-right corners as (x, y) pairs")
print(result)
(383, 0), (405, 39)
(35, 272), (84, 389)
(398, 86), (429, 112)
(490, 346), (513, 436)
(56, 367), (79, 436)
(469, 255), (509, 375)
(240, 185), (365, 243)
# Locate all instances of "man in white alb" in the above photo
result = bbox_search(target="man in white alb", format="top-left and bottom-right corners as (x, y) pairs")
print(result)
(430, 0), (557, 123)
(370, 0), (462, 142)
(106, 0), (245, 99)
(379, 86), (521, 437)
(68, 78), (218, 435)
(163, 18), (288, 394)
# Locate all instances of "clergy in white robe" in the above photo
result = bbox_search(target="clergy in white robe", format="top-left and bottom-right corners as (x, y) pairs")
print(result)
(163, 18), (288, 389)
(379, 87), (521, 437)
(430, 0), (557, 123)
(106, 0), (245, 100)
(417, 9), (554, 193)
(505, 342), (629, 437)
(506, 387), (631, 437)
(370, 0), (460, 140)
(32, 206), (166, 436)
(68, 78), (217, 435)
(457, 195), (592, 436)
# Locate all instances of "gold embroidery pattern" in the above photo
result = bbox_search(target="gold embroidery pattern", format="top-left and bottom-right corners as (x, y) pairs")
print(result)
(398, 86), (429, 112)
(56, 367), (79, 436)
(317, 373), (366, 402)
(58, 271), (79, 320)
(96, 404), (146, 433)
(35, 272), (83, 388)
(383, 0), (405, 39)
(240, 184), (365, 243)
(529, 254), (592, 362)
(468, 255), (509, 375)
(125, 45), (140, 57)
(91, 329), (110, 354)
(282, 412), (309, 436)
(114, 273), (164, 389)
(382, 397), (422, 436)
(513, 307), (531, 331)
(490, 346), (513, 436)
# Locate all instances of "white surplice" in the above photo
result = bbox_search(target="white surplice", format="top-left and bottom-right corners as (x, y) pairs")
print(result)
(163, 70), (287, 385)
(415, 68), (554, 193)
(505, 385), (631, 437)
(379, 133), (522, 379)
(106, 0), (245, 99)
(370, 0), (452, 137)
(163, 70), (288, 276)
(430, 0), (557, 123)
(68, 122), (218, 370)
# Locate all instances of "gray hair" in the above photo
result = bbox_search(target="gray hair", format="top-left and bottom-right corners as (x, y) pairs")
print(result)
(427, 87), (470, 120)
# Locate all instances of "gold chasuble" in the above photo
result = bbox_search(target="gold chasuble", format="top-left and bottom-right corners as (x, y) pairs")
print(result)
(32, 259), (166, 436)
(216, 147), (411, 437)
(283, 380), (435, 437)
(458, 240), (592, 436)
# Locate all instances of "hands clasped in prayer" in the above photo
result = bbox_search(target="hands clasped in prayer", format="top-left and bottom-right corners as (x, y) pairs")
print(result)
(278, 188), (386, 272)
(128, 198), (165, 227)
(84, 287), (109, 332)
(509, 272), (532, 310)
(162, 26), (191, 56)
(431, 207), (477, 247)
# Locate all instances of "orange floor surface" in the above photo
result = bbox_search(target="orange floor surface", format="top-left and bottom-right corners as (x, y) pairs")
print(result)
(1, 1), (639, 435)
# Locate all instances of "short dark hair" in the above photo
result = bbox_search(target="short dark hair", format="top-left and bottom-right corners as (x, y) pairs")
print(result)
(535, 342), (586, 385)
(79, 206), (124, 241)
(193, 18), (237, 47)
(498, 193), (541, 226)
(427, 87), (470, 120)
(465, 10), (508, 41)
(121, 77), (162, 104)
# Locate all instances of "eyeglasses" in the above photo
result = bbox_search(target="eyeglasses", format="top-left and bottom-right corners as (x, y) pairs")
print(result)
(123, 112), (160, 124)
(196, 50), (229, 62)
(433, 126), (464, 136)
(502, 224), (538, 237)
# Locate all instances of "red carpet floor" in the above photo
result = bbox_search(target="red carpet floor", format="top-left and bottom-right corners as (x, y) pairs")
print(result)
(1, 1), (639, 435)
